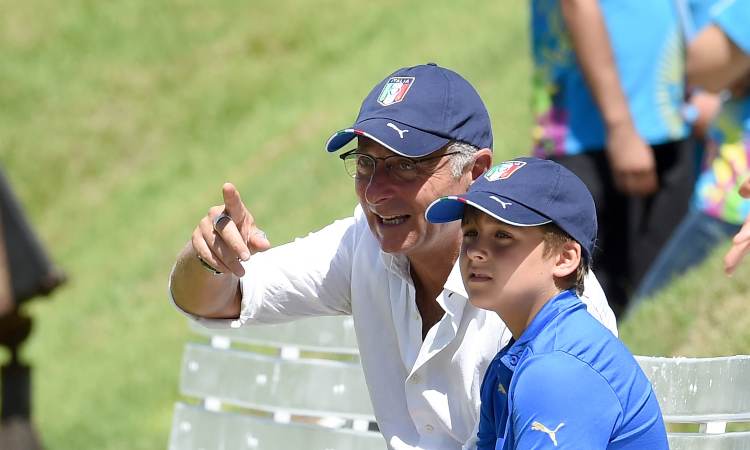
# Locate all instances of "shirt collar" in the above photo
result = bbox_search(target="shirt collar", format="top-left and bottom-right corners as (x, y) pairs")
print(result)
(378, 250), (467, 324)
(516, 290), (579, 346)
(379, 251), (411, 280)
(499, 290), (581, 371)
(439, 262), (467, 326)
(443, 260), (467, 299)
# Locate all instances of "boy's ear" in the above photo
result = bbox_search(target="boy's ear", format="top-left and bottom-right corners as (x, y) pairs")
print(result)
(552, 241), (582, 278)
(471, 149), (493, 180)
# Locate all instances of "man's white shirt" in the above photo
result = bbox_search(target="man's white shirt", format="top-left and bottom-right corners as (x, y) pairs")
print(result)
(171, 205), (617, 450)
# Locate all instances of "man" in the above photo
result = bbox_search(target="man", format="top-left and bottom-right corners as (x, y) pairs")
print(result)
(683, 0), (750, 276)
(725, 177), (750, 274)
(530, 0), (695, 316)
(631, 0), (750, 303)
(169, 63), (617, 449)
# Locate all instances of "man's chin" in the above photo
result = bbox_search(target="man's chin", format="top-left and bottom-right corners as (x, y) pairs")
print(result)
(375, 232), (419, 255)
(377, 240), (413, 255)
(367, 223), (413, 254)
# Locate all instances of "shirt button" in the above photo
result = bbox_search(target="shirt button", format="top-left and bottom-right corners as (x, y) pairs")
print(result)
(424, 424), (434, 433)
(410, 374), (421, 384)
(509, 355), (519, 365)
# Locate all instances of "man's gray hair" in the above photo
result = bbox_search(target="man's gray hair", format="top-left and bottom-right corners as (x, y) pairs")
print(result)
(447, 141), (480, 178)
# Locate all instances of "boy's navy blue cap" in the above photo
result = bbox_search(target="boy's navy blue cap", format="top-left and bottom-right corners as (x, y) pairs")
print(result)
(425, 157), (598, 261)
(325, 63), (493, 157)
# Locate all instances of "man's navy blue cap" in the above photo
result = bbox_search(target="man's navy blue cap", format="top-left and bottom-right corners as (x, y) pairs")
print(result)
(425, 157), (598, 261)
(325, 63), (493, 157)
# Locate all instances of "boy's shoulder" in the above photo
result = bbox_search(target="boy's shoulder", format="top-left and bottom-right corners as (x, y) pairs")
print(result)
(525, 297), (631, 374)
(509, 298), (667, 450)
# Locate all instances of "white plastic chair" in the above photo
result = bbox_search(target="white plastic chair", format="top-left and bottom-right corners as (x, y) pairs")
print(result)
(636, 355), (750, 450)
(169, 316), (383, 450)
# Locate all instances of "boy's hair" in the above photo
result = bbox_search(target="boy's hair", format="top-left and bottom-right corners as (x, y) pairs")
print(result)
(541, 223), (589, 296)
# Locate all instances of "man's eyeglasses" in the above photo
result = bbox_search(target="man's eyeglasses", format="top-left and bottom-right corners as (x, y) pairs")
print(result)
(340, 149), (461, 183)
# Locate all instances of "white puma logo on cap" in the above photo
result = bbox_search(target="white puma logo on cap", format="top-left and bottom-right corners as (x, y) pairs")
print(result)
(531, 421), (565, 446)
(387, 122), (409, 139)
(490, 195), (513, 209)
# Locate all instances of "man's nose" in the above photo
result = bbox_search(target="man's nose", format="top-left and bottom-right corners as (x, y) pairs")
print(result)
(363, 164), (396, 205)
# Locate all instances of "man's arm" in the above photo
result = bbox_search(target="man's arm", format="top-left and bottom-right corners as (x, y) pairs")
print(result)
(560, 0), (658, 196)
(170, 182), (270, 319)
(688, 0), (750, 92)
(688, 25), (750, 92)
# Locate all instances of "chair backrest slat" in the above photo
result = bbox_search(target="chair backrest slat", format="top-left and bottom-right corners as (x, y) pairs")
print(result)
(180, 343), (373, 419)
(636, 355), (750, 450)
(636, 355), (750, 422)
(666, 431), (750, 450)
(169, 403), (384, 450)
(189, 315), (359, 354)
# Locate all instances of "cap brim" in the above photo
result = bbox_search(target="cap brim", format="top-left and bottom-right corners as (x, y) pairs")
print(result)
(325, 118), (450, 157)
(426, 191), (552, 227)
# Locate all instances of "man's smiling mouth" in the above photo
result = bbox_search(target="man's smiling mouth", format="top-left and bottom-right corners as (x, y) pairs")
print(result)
(375, 213), (410, 225)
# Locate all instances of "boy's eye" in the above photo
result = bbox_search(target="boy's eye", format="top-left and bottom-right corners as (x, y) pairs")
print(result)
(462, 229), (477, 238)
(495, 231), (512, 239)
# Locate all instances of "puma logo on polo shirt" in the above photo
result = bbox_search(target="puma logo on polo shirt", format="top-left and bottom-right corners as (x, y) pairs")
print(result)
(531, 421), (565, 446)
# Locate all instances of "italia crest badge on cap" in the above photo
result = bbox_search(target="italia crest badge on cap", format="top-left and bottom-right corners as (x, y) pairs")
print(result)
(484, 161), (526, 181)
(377, 77), (415, 106)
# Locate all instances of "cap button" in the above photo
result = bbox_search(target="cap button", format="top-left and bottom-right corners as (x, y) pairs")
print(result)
(426, 62), (437, 66)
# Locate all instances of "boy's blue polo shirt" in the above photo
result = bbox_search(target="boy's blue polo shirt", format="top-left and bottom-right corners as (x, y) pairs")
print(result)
(477, 290), (668, 449)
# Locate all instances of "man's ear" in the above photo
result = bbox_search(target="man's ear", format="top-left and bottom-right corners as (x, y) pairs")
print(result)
(471, 148), (493, 180)
(552, 241), (582, 278)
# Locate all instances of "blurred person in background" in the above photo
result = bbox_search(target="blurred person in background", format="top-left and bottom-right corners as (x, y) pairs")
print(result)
(530, 0), (695, 318)
(725, 176), (750, 274)
(632, 0), (750, 307)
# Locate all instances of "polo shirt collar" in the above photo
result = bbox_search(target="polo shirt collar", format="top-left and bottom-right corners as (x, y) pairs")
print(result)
(516, 290), (579, 346)
(500, 290), (580, 371)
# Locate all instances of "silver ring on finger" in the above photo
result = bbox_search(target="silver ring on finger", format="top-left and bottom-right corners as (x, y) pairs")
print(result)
(212, 211), (232, 233)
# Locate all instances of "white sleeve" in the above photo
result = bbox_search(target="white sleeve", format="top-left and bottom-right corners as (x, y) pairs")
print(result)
(234, 212), (362, 326)
(579, 271), (619, 336)
(169, 210), (363, 329)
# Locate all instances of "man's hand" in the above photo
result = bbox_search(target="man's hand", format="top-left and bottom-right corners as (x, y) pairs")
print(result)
(605, 124), (658, 196)
(724, 177), (750, 275)
(689, 91), (723, 139)
(193, 182), (271, 277)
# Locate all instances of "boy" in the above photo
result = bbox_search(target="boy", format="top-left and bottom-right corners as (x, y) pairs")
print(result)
(425, 157), (668, 449)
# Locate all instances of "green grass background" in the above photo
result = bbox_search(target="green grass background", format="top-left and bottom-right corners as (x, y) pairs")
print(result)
(1, 1), (748, 448)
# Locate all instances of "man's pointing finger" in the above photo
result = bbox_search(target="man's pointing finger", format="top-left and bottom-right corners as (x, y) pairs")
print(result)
(222, 182), (247, 222)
